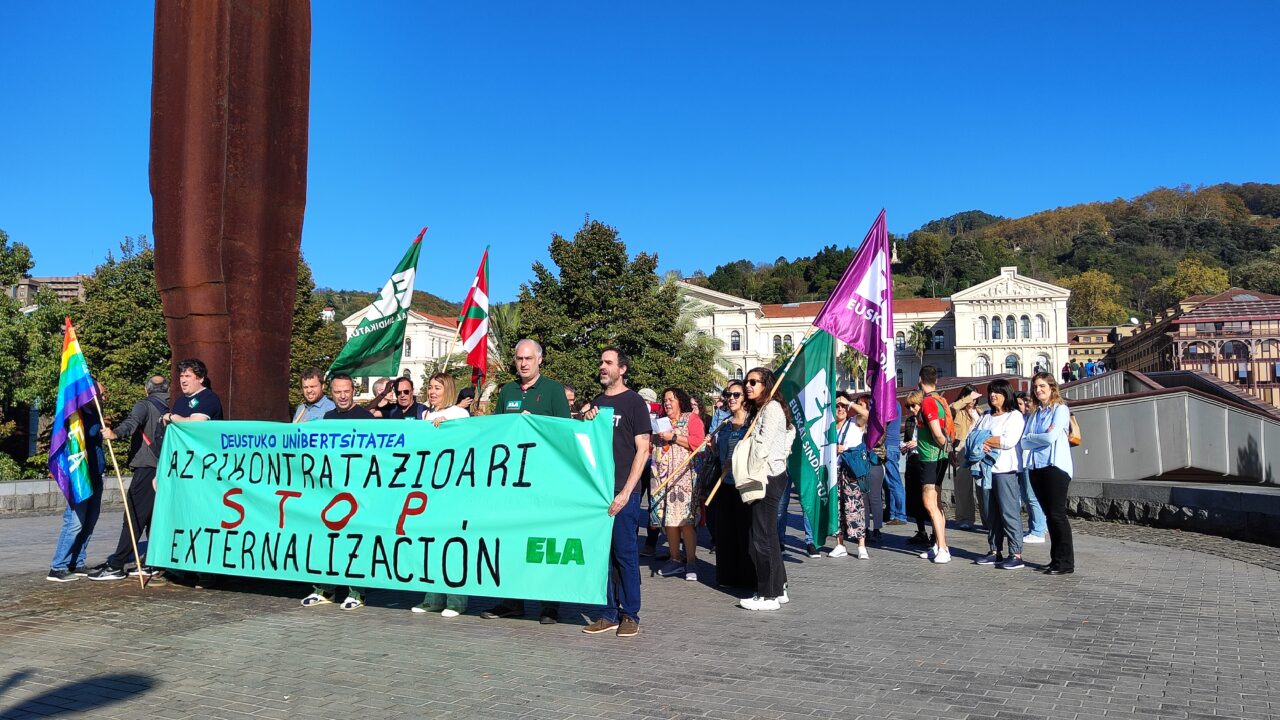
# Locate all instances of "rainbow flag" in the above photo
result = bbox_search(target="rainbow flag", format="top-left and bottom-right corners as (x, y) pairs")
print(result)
(48, 318), (98, 505)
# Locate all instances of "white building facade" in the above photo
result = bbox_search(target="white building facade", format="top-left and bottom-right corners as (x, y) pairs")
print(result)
(950, 266), (1070, 378)
(341, 308), (459, 397)
(679, 265), (1068, 387)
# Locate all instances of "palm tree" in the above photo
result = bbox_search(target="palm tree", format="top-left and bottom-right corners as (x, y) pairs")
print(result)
(837, 347), (868, 389)
(907, 321), (931, 366)
(670, 275), (731, 379)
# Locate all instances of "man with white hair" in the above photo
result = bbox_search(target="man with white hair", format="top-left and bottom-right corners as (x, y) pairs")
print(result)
(480, 338), (572, 624)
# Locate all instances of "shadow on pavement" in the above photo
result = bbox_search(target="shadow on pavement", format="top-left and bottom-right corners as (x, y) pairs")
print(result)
(0, 671), (155, 717)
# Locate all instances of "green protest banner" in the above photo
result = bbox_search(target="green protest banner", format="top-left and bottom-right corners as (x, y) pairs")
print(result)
(149, 411), (616, 604)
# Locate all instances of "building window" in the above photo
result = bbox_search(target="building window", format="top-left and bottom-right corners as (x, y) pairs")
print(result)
(975, 354), (991, 375)
(895, 331), (906, 349)
(1020, 315), (1031, 339)
(1221, 340), (1249, 359)
(933, 330), (944, 350)
(734, 367), (744, 380)
(977, 317), (988, 341)
(784, 334), (793, 347)
(991, 316), (1002, 340)
(404, 338), (412, 358)
(1036, 354), (1051, 373)
(1005, 354), (1020, 375)
(730, 330), (741, 351)
(773, 335), (782, 353)
(1037, 315), (1049, 339)
(1006, 317), (1016, 340)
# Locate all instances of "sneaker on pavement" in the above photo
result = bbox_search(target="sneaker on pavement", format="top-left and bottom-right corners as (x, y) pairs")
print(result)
(998, 556), (1026, 570)
(685, 572), (698, 582)
(616, 617), (640, 637)
(46, 569), (77, 582)
(69, 565), (89, 577)
(828, 545), (848, 558)
(128, 566), (155, 578)
(412, 601), (444, 614)
(805, 544), (822, 558)
(752, 597), (782, 611)
(340, 596), (364, 610)
(88, 565), (128, 581)
(932, 548), (952, 564)
(656, 560), (686, 577)
(857, 547), (870, 560)
(301, 592), (333, 607)
(919, 545), (939, 559)
(976, 552), (1002, 566)
(886, 518), (907, 526)
(480, 602), (523, 620)
(582, 618), (620, 634)
(1023, 534), (1046, 544)
(440, 608), (461, 618)
(539, 608), (559, 625)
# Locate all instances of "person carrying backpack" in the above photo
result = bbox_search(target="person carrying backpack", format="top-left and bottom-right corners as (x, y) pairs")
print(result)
(914, 365), (955, 564)
(88, 375), (170, 581)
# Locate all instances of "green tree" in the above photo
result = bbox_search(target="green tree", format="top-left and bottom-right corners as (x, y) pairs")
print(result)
(906, 321), (931, 366)
(1150, 257), (1230, 309)
(1060, 270), (1127, 326)
(1230, 250), (1280, 295)
(518, 218), (719, 396)
(289, 256), (347, 407)
(75, 237), (170, 420)
(0, 229), (34, 287)
(837, 347), (868, 389)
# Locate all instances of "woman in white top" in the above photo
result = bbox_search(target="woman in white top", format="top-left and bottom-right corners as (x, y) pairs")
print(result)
(832, 393), (871, 559)
(972, 379), (1027, 570)
(739, 366), (796, 611)
(412, 373), (471, 616)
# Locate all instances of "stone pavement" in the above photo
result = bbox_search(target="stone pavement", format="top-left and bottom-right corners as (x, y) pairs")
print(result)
(2, 508), (1278, 720)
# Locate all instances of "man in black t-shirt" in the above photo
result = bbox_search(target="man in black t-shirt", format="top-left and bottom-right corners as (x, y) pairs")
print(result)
(580, 348), (651, 638)
(323, 373), (374, 420)
(163, 358), (224, 423)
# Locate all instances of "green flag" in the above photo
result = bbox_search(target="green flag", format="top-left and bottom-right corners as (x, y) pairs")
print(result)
(328, 228), (425, 378)
(778, 330), (840, 542)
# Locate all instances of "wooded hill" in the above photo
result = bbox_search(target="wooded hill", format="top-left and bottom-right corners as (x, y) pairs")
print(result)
(315, 288), (460, 323)
(685, 183), (1280, 326)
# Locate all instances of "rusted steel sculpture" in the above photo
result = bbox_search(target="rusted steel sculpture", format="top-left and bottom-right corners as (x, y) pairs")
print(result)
(150, 0), (311, 420)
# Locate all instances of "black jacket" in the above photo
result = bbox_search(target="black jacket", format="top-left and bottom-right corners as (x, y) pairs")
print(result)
(112, 390), (170, 469)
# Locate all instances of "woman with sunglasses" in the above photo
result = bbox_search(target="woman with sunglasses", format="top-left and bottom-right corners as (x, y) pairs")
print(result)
(738, 367), (796, 611)
(707, 380), (756, 589)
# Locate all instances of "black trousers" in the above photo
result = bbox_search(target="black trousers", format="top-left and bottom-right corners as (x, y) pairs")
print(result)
(107, 466), (157, 569)
(709, 479), (756, 589)
(747, 472), (789, 598)
(905, 455), (927, 533)
(1029, 465), (1074, 571)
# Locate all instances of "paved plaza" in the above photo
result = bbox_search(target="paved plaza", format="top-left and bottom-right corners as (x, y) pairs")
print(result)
(1, 508), (1278, 720)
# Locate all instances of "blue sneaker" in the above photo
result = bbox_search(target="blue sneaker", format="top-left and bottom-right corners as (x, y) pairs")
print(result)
(975, 552), (1002, 566)
(998, 556), (1026, 570)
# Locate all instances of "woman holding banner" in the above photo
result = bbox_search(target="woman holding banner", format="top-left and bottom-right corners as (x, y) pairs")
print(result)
(738, 367), (796, 612)
(707, 380), (755, 589)
(412, 373), (471, 617)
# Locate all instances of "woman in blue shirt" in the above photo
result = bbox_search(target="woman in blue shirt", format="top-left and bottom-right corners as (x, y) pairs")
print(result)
(1021, 372), (1075, 575)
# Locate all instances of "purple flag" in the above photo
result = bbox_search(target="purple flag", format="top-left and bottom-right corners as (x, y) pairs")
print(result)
(812, 209), (898, 447)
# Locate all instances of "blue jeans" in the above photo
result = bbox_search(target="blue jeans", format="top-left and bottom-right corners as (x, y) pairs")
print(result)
(777, 475), (815, 546)
(884, 448), (906, 521)
(1019, 468), (1047, 536)
(601, 492), (642, 623)
(989, 472), (1024, 556)
(50, 493), (102, 572)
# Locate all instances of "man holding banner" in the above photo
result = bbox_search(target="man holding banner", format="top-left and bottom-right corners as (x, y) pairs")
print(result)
(580, 348), (652, 638)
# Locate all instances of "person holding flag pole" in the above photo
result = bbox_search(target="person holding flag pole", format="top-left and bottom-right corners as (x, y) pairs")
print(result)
(47, 318), (145, 590)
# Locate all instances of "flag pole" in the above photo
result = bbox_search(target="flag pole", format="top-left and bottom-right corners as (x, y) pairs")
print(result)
(94, 393), (146, 590)
(701, 327), (817, 506)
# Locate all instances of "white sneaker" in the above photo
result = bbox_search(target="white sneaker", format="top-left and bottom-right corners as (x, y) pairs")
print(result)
(684, 572), (698, 582)
(828, 545), (848, 558)
(778, 590), (790, 604)
(440, 608), (460, 618)
(1023, 534), (1046, 544)
(741, 596), (781, 611)
(738, 594), (764, 610)
(920, 545), (938, 559)
(857, 547), (869, 560)
(932, 548), (952, 564)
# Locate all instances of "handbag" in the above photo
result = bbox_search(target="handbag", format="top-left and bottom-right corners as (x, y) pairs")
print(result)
(730, 436), (767, 503)
(1068, 414), (1082, 447)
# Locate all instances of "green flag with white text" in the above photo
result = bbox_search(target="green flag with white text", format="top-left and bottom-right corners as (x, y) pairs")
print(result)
(327, 228), (425, 379)
(778, 331), (840, 542)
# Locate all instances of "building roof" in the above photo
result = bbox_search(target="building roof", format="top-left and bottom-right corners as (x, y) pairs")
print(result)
(1172, 287), (1280, 324)
(758, 297), (951, 319)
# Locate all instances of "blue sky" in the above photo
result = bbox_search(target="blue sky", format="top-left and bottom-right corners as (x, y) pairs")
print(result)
(3, 2), (1278, 303)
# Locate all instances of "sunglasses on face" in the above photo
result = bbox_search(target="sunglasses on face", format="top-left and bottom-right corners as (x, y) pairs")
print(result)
(723, 391), (743, 399)
(745, 379), (763, 387)
(396, 390), (414, 396)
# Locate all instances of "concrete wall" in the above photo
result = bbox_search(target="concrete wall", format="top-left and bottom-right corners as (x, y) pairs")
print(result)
(0, 477), (134, 515)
